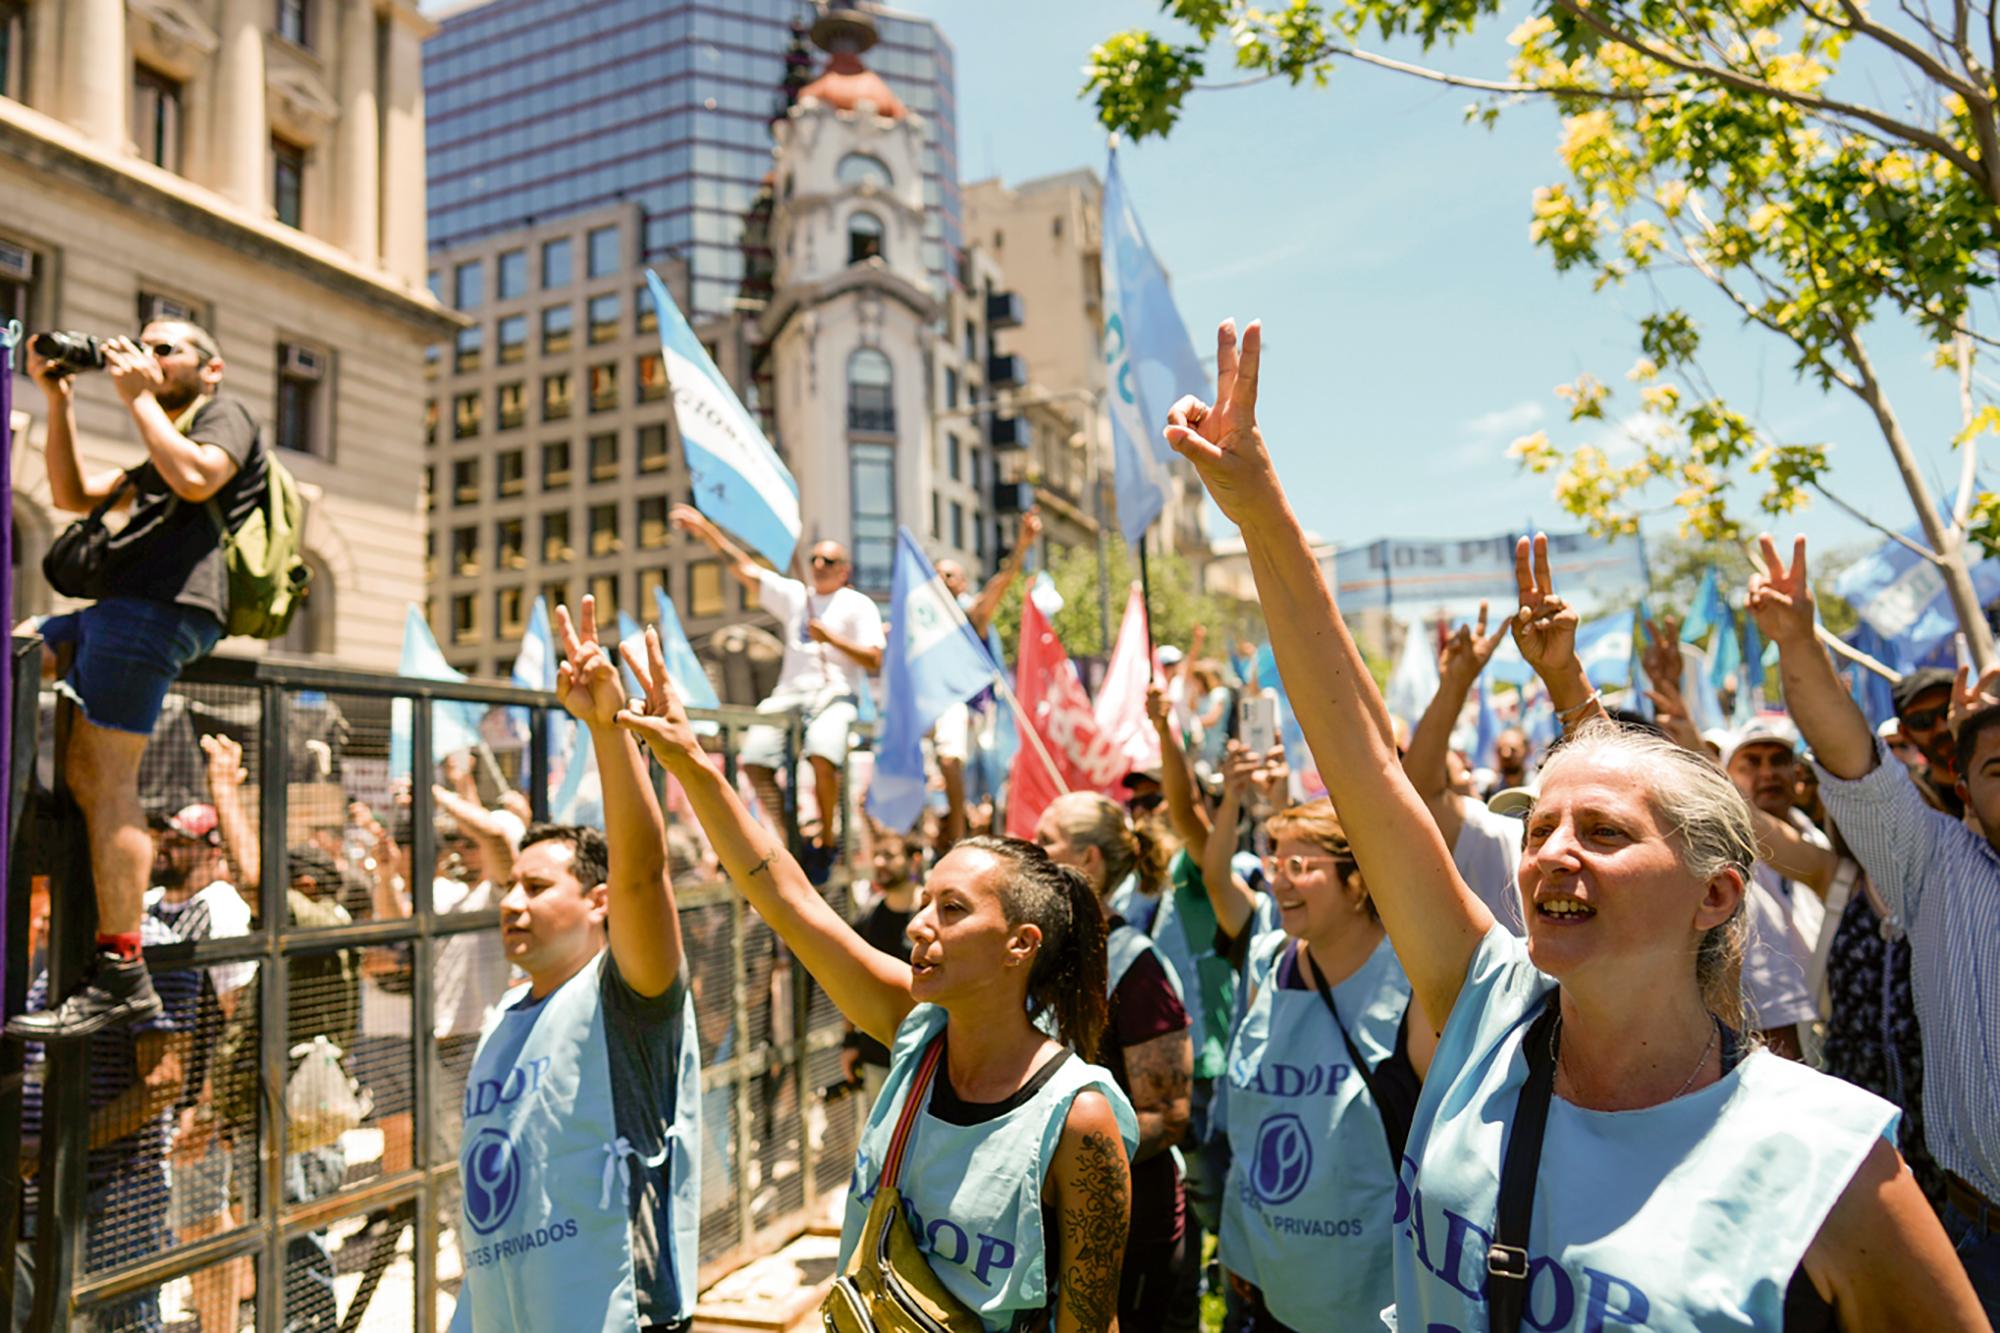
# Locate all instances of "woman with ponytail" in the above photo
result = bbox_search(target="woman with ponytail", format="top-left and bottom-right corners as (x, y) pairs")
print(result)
(611, 638), (1136, 1333)
(1037, 792), (1195, 1328)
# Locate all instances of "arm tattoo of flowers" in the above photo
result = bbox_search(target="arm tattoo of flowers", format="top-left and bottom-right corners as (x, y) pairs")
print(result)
(1060, 1130), (1129, 1332)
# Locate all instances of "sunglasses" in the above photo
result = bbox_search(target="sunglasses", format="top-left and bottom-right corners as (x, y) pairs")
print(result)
(810, 554), (847, 568)
(139, 340), (184, 359)
(1902, 705), (1949, 732)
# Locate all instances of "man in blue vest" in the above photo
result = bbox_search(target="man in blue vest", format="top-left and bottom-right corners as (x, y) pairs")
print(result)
(450, 597), (699, 1332)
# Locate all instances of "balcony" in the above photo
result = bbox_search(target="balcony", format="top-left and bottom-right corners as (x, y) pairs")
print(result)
(988, 415), (1029, 450)
(993, 481), (1035, 514)
(986, 354), (1025, 388)
(986, 292), (1024, 330)
(848, 386), (896, 434)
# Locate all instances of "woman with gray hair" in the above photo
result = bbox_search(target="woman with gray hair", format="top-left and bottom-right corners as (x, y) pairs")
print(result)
(1158, 317), (1985, 1330)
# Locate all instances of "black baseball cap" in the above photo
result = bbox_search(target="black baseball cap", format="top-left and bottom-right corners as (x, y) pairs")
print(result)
(1891, 667), (1954, 719)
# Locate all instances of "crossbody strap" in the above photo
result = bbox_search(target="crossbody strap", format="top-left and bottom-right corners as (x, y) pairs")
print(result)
(1300, 943), (1407, 1177)
(1487, 996), (1561, 1333)
(880, 1036), (947, 1193)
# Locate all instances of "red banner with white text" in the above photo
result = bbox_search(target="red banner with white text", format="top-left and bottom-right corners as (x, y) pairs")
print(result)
(1005, 592), (1133, 839)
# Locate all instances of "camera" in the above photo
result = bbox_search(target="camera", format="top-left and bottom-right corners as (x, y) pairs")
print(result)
(29, 331), (108, 375)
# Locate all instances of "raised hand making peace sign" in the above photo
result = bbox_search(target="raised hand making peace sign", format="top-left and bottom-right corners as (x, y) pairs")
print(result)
(1439, 601), (1508, 685)
(554, 596), (627, 731)
(616, 626), (706, 770)
(1163, 320), (1283, 527)
(1746, 534), (1817, 649)
(1511, 534), (1579, 677)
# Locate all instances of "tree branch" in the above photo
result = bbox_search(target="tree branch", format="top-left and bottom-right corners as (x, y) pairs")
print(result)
(1809, 479), (1950, 561)
(1193, 41), (1675, 100)
(1830, 0), (1988, 102)
(1955, 330), (1980, 535)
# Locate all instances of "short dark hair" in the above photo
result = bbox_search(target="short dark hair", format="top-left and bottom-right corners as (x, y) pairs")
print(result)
(287, 844), (341, 893)
(520, 823), (609, 890)
(1953, 708), (2000, 783)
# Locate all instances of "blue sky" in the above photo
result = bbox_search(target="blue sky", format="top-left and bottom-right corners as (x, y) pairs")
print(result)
(894, 0), (1985, 577)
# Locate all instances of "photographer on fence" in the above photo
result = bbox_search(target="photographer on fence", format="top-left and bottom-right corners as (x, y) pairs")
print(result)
(10, 320), (269, 1043)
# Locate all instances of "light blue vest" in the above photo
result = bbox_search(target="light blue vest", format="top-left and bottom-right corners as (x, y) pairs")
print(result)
(1388, 926), (1897, 1332)
(1107, 921), (1183, 1000)
(840, 1004), (1139, 1332)
(450, 953), (701, 1331)
(1221, 932), (1410, 1330)
(1149, 855), (1278, 1082)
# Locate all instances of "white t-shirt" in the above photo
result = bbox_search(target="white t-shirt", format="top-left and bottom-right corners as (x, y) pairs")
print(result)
(146, 878), (255, 998)
(434, 878), (511, 1040)
(754, 567), (884, 702)
(1741, 811), (1829, 1031)
(1451, 800), (1525, 935)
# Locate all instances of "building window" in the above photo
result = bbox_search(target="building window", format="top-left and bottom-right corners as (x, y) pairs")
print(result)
(587, 225), (620, 278)
(542, 510), (572, 562)
(543, 372), (573, 421)
(948, 435), (961, 482)
(275, 342), (328, 456)
(950, 500), (964, 551)
(453, 392), (481, 440)
(637, 353), (666, 402)
(452, 458), (479, 503)
(495, 586), (525, 636)
(496, 517), (525, 569)
(945, 366), (959, 411)
(451, 593), (477, 644)
(496, 248), (527, 300)
(497, 314), (526, 364)
(451, 525), (479, 575)
(638, 567), (667, 614)
(0, 238), (40, 332)
(542, 440), (571, 489)
(542, 304), (573, 354)
(497, 448), (525, 497)
(424, 399), (438, 446)
(588, 363), (618, 413)
(542, 237), (572, 289)
(540, 579), (568, 615)
(635, 285), (658, 334)
(689, 561), (724, 617)
(454, 260), (484, 310)
(848, 347), (894, 433)
(424, 343), (440, 380)
(851, 442), (895, 592)
(588, 431), (618, 482)
(587, 293), (620, 344)
(454, 326), (481, 373)
(589, 503), (619, 556)
(930, 492), (940, 539)
(495, 381), (526, 431)
(1, 1), (30, 102)
(638, 496), (669, 549)
(276, 0), (312, 47)
(848, 211), (884, 266)
(837, 153), (892, 188)
(423, 464), (433, 512)
(272, 138), (305, 227)
(589, 573), (619, 620)
(133, 65), (183, 171)
(637, 423), (669, 473)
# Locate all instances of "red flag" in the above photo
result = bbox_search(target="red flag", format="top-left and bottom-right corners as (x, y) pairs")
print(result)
(1006, 591), (1133, 838)
(1093, 583), (1162, 775)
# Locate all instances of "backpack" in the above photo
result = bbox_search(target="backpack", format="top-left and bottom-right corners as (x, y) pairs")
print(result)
(212, 890), (362, 1133)
(205, 438), (311, 640)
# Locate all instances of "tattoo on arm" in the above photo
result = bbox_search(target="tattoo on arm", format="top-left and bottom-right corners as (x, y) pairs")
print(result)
(1123, 1030), (1192, 1161)
(1060, 1130), (1129, 1333)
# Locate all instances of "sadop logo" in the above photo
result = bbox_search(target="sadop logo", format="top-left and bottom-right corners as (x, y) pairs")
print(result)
(463, 1127), (524, 1236)
(1250, 1113), (1314, 1205)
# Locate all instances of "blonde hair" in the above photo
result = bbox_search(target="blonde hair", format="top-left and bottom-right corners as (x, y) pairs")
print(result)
(1265, 798), (1371, 919)
(1534, 720), (1755, 1032)
(1046, 792), (1172, 898)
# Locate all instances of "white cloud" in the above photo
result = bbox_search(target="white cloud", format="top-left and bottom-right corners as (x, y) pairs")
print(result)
(1459, 399), (1545, 441)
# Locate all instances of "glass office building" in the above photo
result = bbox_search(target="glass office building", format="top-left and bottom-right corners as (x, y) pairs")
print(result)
(424, 0), (961, 318)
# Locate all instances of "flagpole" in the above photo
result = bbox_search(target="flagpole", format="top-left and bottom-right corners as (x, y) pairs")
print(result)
(1138, 528), (1155, 655)
(989, 669), (1071, 796)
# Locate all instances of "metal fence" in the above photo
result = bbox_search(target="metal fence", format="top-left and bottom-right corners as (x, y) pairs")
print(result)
(3, 642), (868, 1331)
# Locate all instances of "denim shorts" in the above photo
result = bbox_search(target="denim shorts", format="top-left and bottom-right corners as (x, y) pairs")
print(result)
(40, 597), (223, 736)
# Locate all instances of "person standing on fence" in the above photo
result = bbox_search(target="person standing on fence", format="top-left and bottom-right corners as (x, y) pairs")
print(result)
(450, 597), (699, 1333)
(611, 636), (1137, 1331)
(11, 323), (269, 1043)
(670, 504), (883, 883)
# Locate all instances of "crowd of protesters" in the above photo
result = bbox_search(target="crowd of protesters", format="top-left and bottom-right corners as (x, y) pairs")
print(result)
(11, 317), (2000, 1332)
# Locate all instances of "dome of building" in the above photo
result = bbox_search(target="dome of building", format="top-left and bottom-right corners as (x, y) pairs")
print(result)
(798, 50), (907, 120)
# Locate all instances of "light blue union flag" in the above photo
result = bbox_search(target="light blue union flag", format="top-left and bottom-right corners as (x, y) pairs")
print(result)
(1101, 148), (1209, 546)
(652, 584), (721, 736)
(644, 269), (800, 569)
(867, 528), (1001, 833)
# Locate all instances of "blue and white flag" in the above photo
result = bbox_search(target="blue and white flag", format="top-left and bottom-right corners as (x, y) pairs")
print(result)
(616, 610), (647, 698)
(1836, 519), (2000, 665)
(645, 269), (800, 568)
(1574, 613), (1635, 689)
(1386, 618), (1442, 728)
(1471, 670), (1500, 772)
(867, 528), (1002, 832)
(1101, 149), (1208, 546)
(506, 596), (566, 786)
(1711, 607), (1743, 690)
(391, 604), (488, 774)
(1682, 567), (1725, 645)
(652, 585), (722, 736)
(867, 530), (998, 827)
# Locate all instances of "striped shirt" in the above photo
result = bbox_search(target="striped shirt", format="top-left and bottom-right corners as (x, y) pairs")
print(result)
(1815, 739), (2000, 1199)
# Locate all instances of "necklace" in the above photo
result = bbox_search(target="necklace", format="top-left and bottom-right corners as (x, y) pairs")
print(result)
(1551, 1011), (1720, 1105)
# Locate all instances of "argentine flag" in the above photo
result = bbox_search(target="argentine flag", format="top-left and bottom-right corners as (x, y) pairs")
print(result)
(644, 269), (800, 568)
(1101, 149), (1209, 546)
(391, 604), (488, 773)
(652, 584), (722, 736)
(1835, 517), (2000, 666)
(867, 528), (1002, 833)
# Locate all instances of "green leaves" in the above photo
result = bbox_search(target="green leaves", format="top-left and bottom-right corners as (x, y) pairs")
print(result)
(1085, 31), (1207, 141)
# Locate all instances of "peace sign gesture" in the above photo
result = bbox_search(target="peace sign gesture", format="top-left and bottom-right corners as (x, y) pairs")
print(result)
(1438, 602), (1507, 685)
(554, 596), (626, 731)
(1746, 534), (1816, 648)
(1510, 534), (1580, 680)
(615, 626), (705, 770)
(1163, 320), (1284, 527)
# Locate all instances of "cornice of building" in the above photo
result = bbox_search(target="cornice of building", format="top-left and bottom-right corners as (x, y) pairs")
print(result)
(759, 261), (939, 342)
(0, 97), (463, 338)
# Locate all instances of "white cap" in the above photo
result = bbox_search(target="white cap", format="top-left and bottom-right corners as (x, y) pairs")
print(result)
(1157, 645), (1184, 667)
(1721, 715), (1800, 767)
(1486, 785), (1537, 818)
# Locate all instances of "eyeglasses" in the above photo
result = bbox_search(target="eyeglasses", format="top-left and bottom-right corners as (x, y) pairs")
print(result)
(810, 554), (846, 569)
(1261, 853), (1346, 879)
(1902, 705), (1949, 732)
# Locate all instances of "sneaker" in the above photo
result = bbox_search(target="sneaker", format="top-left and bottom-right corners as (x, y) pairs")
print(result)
(5, 955), (163, 1042)
(799, 841), (836, 886)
